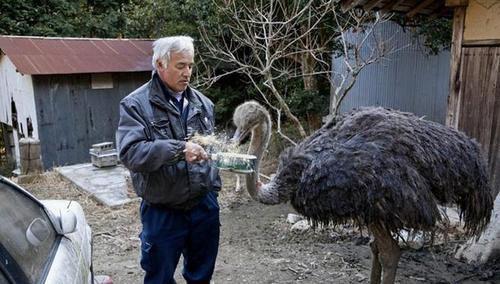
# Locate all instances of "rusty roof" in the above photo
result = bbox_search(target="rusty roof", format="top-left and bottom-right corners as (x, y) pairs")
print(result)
(0, 36), (154, 75)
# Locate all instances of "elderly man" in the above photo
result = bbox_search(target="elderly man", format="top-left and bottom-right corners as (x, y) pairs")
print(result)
(116, 36), (221, 284)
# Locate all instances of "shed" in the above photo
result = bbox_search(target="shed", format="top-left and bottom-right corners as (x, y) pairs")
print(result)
(0, 36), (153, 169)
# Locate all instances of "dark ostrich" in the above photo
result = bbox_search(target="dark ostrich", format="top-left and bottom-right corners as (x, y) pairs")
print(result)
(232, 102), (493, 284)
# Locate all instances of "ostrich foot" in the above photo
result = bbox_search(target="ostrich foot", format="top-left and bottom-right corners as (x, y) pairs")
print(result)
(369, 224), (401, 284)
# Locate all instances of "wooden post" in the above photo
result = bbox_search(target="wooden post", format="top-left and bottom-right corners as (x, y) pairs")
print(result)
(445, 6), (466, 128)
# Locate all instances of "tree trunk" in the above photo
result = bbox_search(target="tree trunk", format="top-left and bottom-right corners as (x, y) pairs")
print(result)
(301, 52), (317, 91)
(301, 52), (323, 131)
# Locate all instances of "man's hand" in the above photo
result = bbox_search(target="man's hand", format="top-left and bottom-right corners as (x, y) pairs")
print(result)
(184, 141), (209, 163)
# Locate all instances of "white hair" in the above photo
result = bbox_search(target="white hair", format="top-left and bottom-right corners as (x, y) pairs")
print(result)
(152, 36), (194, 69)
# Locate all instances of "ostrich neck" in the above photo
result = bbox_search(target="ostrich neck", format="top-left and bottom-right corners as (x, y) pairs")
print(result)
(245, 117), (271, 199)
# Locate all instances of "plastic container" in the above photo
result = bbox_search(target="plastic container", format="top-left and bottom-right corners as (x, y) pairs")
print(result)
(211, 152), (256, 174)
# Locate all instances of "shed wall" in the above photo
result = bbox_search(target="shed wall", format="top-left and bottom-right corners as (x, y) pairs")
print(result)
(33, 72), (150, 168)
(458, 46), (500, 195)
(464, 0), (500, 41)
(0, 54), (38, 166)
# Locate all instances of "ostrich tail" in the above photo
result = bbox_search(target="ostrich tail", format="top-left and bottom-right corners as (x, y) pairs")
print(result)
(461, 182), (494, 238)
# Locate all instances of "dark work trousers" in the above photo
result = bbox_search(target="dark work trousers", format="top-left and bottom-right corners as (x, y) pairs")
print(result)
(139, 191), (220, 284)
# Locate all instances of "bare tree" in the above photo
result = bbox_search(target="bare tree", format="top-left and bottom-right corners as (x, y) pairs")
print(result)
(328, 9), (402, 118)
(199, 0), (401, 143)
(199, 0), (336, 143)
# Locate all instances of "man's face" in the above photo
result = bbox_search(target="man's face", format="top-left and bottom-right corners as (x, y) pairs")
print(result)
(157, 51), (194, 93)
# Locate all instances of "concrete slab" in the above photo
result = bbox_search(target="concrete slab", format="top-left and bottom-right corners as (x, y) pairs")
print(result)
(55, 163), (139, 207)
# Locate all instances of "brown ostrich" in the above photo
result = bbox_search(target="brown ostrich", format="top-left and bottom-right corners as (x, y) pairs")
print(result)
(231, 100), (272, 198)
(232, 101), (493, 284)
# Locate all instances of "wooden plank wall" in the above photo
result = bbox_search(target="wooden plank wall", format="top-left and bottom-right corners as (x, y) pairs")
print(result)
(458, 46), (500, 195)
(33, 72), (150, 168)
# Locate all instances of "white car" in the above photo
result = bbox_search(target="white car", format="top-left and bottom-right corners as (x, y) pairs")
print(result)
(0, 176), (105, 284)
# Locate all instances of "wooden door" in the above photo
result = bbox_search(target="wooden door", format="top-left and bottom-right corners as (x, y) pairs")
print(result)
(458, 46), (500, 195)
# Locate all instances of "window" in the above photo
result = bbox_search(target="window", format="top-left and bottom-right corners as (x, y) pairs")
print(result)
(91, 73), (114, 89)
(0, 181), (57, 283)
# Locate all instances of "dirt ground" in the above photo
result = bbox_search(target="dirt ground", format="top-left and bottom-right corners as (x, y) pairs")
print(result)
(18, 171), (500, 284)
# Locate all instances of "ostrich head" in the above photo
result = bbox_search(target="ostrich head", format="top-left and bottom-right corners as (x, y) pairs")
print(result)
(232, 101), (271, 144)
(232, 101), (272, 199)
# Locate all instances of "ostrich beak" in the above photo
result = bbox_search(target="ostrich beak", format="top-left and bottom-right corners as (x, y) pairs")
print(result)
(230, 129), (240, 144)
(231, 128), (250, 145)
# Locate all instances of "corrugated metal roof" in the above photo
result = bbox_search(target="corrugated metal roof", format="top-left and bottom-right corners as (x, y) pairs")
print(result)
(0, 36), (154, 75)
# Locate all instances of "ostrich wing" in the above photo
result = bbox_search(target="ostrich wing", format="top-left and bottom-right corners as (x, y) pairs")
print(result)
(286, 106), (491, 235)
(291, 142), (441, 232)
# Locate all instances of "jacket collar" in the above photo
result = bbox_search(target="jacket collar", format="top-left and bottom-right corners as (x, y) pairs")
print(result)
(148, 72), (203, 119)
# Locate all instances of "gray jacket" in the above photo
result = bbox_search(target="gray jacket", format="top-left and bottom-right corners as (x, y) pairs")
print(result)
(116, 73), (221, 209)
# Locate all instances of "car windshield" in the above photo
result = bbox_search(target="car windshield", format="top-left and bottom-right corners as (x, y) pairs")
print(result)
(0, 270), (8, 283)
(0, 180), (57, 283)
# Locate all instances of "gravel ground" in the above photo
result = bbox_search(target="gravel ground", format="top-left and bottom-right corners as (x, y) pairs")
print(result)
(16, 171), (500, 284)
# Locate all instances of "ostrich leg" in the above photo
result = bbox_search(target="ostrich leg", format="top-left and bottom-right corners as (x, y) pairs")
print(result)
(234, 174), (242, 192)
(369, 224), (401, 284)
(369, 239), (382, 284)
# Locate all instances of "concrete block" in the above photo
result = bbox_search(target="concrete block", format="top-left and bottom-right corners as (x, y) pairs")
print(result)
(89, 141), (118, 168)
